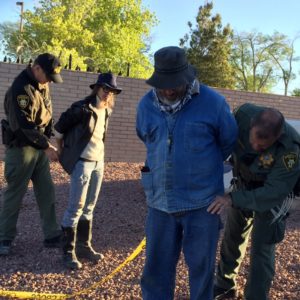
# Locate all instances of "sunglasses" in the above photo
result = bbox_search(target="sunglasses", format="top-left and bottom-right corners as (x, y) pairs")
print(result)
(102, 86), (117, 94)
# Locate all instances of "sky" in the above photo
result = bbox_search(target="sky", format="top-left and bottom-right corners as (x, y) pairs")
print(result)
(142, 0), (300, 95)
(1, 0), (300, 94)
(142, 0), (300, 52)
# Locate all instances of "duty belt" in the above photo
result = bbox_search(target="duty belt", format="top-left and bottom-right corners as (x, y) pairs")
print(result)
(232, 177), (264, 190)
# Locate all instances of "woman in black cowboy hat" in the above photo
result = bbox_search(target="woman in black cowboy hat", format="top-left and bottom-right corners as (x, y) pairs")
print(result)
(54, 72), (122, 269)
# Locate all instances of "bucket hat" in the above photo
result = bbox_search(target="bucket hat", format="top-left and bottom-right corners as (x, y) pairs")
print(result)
(34, 53), (63, 83)
(146, 46), (196, 89)
(90, 73), (122, 94)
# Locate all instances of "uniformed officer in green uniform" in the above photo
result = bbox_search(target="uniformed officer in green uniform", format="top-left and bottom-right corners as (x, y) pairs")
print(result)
(0, 53), (63, 255)
(207, 103), (300, 300)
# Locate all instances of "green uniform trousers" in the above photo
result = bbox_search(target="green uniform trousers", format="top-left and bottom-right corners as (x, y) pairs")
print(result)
(0, 146), (60, 241)
(216, 207), (277, 300)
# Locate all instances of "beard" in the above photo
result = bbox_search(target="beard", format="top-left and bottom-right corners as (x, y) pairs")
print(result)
(156, 85), (187, 106)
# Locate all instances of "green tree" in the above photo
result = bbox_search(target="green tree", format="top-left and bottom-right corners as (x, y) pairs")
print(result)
(0, 0), (157, 78)
(292, 88), (300, 97)
(230, 31), (290, 93)
(269, 35), (300, 96)
(180, 2), (235, 89)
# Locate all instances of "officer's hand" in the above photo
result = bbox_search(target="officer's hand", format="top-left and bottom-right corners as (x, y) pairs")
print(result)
(45, 144), (59, 161)
(55, 138), (63, 157)
(207, 194), (232, 214)
(56, 145), (62, 156)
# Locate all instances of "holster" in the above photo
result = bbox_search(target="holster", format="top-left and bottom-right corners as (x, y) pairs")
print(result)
(233, 176), (264, 191)
(1, 119), (15, 145)
(266, 216), (287, 244)
(245, 180), (264, 190)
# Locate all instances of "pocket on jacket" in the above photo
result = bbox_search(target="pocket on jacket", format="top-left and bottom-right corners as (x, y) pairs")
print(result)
(144, 126), (160, 152)
(141, 170), (153, 199)
(184, 122), (214, 152)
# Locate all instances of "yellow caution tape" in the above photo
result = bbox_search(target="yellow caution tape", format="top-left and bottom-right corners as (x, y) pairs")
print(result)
(0, 290), (67, 299)
(0, 237), (146, 299)
(69, 237), (146, 298)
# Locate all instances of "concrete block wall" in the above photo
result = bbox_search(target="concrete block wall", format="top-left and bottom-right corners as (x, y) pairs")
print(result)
(217, 87), (300, 119)
(0, 62), (148, 162)
(1, 61), (300, 162)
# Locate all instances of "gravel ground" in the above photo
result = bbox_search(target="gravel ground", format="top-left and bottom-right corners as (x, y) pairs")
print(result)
(0, 161), (299, 300)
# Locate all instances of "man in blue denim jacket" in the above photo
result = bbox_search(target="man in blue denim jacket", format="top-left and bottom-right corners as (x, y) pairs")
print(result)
(136, 46), (238, 300)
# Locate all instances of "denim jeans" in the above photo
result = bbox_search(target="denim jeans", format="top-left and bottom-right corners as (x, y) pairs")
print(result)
(61, 159), (104, 228)
(141, 206), (221, 300)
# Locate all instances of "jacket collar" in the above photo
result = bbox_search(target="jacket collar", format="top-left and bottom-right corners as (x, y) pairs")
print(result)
(25, 66), (39, 89)
(87, 95), (98, 107)
(191, 79), (200, 96)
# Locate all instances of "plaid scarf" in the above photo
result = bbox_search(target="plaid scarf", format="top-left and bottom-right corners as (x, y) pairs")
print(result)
(152, 80), (196, 115)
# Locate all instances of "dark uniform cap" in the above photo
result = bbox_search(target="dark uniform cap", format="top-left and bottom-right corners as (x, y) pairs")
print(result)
(34, 53), (63, 83)
(89, 73), (122, 94)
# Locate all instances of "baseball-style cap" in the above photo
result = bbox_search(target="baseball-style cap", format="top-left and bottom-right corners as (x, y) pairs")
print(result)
(34, 53), (63, 83)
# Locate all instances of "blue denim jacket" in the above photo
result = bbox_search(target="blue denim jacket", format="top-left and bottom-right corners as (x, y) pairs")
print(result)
(136, 84), (238, 213)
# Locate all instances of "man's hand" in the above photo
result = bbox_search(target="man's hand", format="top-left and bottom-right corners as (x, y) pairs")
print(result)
(207, 194), (232, 214)
(44, 143), (59, 161)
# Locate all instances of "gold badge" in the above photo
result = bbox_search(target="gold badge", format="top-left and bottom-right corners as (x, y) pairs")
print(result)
(17, 95), (30, 109)
(54, 66), (61, 74)
(258, 153), (274, 168)
(282, 153), (298, 170)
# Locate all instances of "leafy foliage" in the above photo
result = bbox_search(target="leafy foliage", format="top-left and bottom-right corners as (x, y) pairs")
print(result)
(230, 31), (298, 94)
(179, 2), (300, 95)
(0, 0), (157, 78)
(269, 34), (300, 95)
(292, 88), (300, 97)
(180, 2), (235, 89)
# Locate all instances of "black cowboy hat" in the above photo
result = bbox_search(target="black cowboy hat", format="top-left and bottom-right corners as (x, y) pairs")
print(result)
(146, 46), (196, 89)
(90, 73), (122, 94)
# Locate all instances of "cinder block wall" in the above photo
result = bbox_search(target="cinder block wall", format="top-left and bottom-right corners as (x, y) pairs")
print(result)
(1, 62), (300, 162)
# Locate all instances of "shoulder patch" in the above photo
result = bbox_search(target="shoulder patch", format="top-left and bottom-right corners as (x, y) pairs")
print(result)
(17, 95), (30, 109)
(282, 152), (298, 170)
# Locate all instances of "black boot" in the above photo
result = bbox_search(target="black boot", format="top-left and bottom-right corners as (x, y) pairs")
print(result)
(62, 226), (82, 270)
(213, 285), (238, 300)
(76, 219), (103, 263)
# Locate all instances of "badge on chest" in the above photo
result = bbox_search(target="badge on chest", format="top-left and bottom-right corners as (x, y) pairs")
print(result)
(258, 153), (274, 168)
